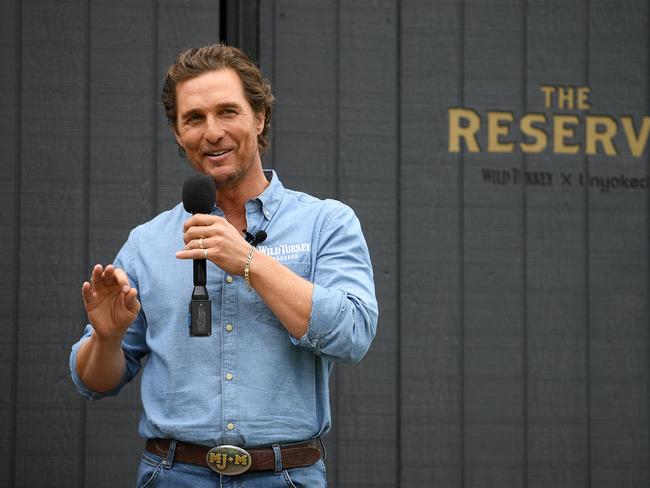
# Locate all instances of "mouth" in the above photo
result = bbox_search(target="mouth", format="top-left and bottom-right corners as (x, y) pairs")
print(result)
(204, 148), (233, 161)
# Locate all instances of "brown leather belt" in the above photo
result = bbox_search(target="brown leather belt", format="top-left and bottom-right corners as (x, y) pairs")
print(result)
(146, 438), (322, 475)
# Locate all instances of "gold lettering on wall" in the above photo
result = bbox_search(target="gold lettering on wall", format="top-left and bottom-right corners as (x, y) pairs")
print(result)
(448, 108), (481, 152)
(448, 85), (648, 157)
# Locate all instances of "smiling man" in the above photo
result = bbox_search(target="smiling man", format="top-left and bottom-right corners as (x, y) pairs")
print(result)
(69, 44), (378, 488)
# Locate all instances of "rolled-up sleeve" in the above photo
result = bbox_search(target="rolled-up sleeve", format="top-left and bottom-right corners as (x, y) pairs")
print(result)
(292, 203), (378, 363)
(69, 315), (148, 399)
(69, 327), (130, 400)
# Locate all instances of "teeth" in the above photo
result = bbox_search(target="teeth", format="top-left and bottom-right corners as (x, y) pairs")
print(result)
(208, 150), (228, 157)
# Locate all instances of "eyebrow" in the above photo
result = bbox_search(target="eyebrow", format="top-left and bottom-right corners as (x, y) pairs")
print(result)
(179, 102), (244, 120)
(218, 102), (243, 111)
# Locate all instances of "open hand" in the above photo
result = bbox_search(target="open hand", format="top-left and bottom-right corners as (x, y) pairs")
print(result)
(81, 264), (141, 343)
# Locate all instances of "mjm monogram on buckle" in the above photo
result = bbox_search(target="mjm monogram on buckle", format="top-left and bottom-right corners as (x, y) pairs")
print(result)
(206, 445), (252, 475)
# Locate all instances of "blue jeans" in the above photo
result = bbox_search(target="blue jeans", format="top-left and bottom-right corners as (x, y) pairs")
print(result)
(136, 441), (328, 487)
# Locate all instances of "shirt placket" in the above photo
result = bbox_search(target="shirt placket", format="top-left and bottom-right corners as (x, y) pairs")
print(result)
(221, 201), (266, 446)
(221, 269), (240, 444)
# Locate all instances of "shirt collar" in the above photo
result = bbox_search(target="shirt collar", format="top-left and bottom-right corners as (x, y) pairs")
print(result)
(254, 169), (284, 220)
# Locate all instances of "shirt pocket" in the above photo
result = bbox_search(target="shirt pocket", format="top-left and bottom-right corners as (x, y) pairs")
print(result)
(255, 260), (312, 328)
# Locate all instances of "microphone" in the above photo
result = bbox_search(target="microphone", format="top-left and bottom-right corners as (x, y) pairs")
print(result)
(243, 230), (267, 247)
(182, 174), (215, 337)
(182, 174), (215, 214)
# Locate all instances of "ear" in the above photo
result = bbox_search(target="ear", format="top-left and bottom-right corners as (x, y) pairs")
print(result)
(172, 124), (184, 149)
(255, 111), (265, 135)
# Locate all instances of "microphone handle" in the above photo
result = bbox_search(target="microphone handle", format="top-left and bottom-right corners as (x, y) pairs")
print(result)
(193, 258), (207, 286)
(190, 258), (210, 337)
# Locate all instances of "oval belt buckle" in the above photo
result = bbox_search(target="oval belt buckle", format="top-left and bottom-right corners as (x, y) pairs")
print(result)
(206, 445), (252, 475)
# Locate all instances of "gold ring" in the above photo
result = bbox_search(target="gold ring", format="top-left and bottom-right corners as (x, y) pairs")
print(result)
(204, 249), (208, 259)
(199, 237), (204, 249)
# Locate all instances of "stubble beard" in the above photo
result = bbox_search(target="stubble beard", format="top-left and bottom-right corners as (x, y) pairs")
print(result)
(213, 161), (252, 190)
(197, 148), (259, 191)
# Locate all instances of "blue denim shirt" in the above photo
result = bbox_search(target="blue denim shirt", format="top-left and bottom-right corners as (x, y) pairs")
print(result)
(70, 170), (378, 448)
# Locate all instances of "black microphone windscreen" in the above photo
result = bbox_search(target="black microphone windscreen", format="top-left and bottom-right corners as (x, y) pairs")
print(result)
(254, 231), (267, 244)
(182, 174), (215, 214)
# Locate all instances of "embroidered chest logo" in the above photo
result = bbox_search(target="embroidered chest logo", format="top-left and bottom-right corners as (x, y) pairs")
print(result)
(257, 242), (311, 262)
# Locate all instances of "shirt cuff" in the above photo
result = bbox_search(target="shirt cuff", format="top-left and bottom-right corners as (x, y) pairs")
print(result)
(69, 335), (130, 400)
(290, 283), (342, 354)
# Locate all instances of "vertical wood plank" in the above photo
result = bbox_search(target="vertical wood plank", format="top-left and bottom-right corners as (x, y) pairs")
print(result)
(157, 0), (221, 212)
(271, 0), (337, 199)
(587, 1), (649, 486)
(526, 1), (589, 487)
(400, 1), (462, 486)
(84, 1), (156, 485)
(463, 1), (525, 487)
(14, 0), (87, 485)
(0, 0), (18, 485)
(337, 1), (398, 486)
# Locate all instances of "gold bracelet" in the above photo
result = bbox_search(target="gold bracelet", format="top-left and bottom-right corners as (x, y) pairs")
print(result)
(244, 245), (255, 291)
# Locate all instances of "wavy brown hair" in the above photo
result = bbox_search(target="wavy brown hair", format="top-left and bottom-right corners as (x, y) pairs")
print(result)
(161, 43), (274, 154)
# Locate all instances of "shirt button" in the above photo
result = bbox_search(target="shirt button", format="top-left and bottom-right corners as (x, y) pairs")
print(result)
(227, 422), (235, 431)
(226, 275), (233, 283)
(225, 324), (233, 332)
(225, 373), (233, 380)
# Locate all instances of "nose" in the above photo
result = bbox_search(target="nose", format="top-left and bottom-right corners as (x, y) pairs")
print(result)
(204, 115), (225, 144)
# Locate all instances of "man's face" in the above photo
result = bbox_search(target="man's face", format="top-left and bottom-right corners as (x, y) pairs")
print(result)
(174, 68), (264, 188)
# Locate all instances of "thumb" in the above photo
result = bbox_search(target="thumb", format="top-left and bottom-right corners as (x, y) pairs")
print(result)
(124, 288), (141, 314)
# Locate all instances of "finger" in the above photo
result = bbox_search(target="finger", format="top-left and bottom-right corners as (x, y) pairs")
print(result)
(184, 222), (225, 244)
(81, 281), (94, 304)
(176, 248), (209, 260)
(90, 264), (104, 290)
(183, 236), (211, 251)
(113, 267), (131, 291)
(102, 264), (116, 286)
(124, 287), (141, 314)
(182, 238), (199, 250)
(183, 214), (221, 233)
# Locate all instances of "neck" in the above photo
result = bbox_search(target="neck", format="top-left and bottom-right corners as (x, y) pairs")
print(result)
(216, 164), (269, 219)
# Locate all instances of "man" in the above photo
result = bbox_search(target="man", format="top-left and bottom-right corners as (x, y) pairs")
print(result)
(70, 43), (378, 487)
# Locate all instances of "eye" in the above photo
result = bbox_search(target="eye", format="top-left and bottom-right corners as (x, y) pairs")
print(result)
(188, 113), (203, 122)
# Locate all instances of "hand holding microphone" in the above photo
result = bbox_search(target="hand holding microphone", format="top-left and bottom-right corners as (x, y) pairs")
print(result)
(179, 174), (216, 336)
(176, 174), (266, 276)
(177, 174), (269, 336)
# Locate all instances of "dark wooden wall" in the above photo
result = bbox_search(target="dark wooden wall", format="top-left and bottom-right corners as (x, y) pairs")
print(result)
(2, 0), (649, 487)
